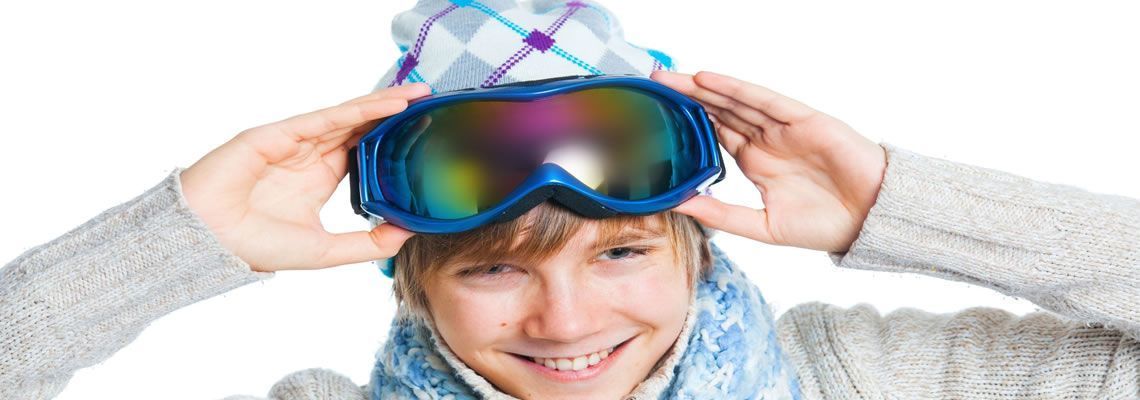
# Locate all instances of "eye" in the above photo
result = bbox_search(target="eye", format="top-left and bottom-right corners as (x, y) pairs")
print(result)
(458, 263), (518, 278)
(596, 247), (650, 261)
(484, 264), (514, 275)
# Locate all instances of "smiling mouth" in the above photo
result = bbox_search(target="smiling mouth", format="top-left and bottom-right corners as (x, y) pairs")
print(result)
(511, 337), (633, 372)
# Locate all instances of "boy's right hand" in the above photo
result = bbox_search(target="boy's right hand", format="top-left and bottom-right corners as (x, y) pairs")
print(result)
(179, 83), (431, 272)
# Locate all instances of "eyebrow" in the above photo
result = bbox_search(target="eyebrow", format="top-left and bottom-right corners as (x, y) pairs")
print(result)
(441, 227), (667, 273)
(586, 228), (666, 253)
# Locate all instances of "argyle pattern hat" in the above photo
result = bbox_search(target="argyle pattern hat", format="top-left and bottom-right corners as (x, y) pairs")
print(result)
(373, 0), (677, 94)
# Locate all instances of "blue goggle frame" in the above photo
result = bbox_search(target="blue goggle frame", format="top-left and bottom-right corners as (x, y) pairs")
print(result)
(348, 74), (725, 234)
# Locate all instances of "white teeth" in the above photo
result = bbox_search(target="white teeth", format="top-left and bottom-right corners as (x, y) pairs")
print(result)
(556, 358), (573, 371)
(530, 347), (615, 371)
(587, 353), (601, 366)
(571, 357), (588, 371)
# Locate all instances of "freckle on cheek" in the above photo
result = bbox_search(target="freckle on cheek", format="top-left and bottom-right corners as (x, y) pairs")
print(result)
(500, 322), (508, 328)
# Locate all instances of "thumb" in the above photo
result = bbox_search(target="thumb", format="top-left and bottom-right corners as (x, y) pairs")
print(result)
(673, 195), (775, 245)
(320, 223), (417, 268)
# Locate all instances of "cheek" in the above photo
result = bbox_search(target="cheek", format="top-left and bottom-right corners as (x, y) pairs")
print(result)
(607, 260), (691, 329)
(425, 283), (523, 357)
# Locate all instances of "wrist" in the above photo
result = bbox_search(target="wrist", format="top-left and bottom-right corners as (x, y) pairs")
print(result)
(838, 142), (888, 253)
(176, 167), (255, 270)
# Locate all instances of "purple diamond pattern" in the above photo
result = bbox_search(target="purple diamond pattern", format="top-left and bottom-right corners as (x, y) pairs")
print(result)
(523, 29), (555, 52)
(395, 54), (420, 84)
(377, 0), (678, 93)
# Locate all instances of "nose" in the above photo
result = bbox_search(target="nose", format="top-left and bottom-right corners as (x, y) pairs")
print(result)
(522, 274), (604, 343)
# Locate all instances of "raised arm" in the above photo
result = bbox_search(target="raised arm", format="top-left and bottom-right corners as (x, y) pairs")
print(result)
(652, 69), (1138, 398)
(0, 168), (274, 399)
(1, 83), (428, 399)
(652, 69), (1138, 337)
(826, 143), (1139, 338)
(775, 143), (1138, 398)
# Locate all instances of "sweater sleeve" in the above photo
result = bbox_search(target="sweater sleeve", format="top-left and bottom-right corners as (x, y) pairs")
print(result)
(220, 369), (370, 400)
(777, 302), (1139, 399)
(827, 142), (1140, 339)
(774, 143), (1140, 398)
(0, 166), (274, 399)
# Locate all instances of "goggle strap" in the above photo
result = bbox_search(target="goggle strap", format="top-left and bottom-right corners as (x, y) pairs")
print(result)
(347, 145), (368, 219)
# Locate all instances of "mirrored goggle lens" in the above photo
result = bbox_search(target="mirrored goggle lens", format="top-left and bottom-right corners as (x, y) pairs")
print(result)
(376, 87), (703, 220)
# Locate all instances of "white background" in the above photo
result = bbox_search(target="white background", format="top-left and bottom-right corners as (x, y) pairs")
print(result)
(2, 1), (1138, 398)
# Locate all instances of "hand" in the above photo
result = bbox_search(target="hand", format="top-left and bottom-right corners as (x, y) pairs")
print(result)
(651, 70), (887, 253)
(179, 83), (432, 272)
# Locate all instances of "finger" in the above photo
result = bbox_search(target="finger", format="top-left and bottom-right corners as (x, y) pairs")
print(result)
(653, 70), (783, 132)
(238, 99), (411, 165)
(702, 108), (749, 156)
(339, 82), (432, 106)
(321, 110), (433, 182)
(313, 118), (379, 155)
(695, 95), (783, 136)
(261, 98), (410, 144)
(321, 128), (368, 183)
(692, 71), (817, 123)
(319, 222), (417, 268)
(318, 89), (437, 155)
(310, 83), (430, 146)
(314, 81), (433, 143)
(672, 195), (775, 245)
(303, 84), (430, 148)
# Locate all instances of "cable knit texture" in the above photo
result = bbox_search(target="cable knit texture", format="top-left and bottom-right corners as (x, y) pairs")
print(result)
(0, 165), (274, 399)
(1, 143), (1137, 399)
(779, 142), (1140, 399)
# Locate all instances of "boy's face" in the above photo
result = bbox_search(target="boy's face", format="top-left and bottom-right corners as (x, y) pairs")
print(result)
(423, 218), (690, 399)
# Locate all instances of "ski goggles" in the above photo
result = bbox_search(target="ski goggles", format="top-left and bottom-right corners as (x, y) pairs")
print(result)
(348, 74), (725, 234)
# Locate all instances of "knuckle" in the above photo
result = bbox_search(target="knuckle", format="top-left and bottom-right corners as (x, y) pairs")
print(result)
(318, 114), (340, 133)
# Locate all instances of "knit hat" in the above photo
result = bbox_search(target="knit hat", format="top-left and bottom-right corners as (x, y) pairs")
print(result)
(373, 0), (677, 94)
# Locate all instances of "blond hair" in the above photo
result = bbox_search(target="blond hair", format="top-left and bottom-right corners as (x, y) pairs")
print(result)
(381, 202), (712, 320)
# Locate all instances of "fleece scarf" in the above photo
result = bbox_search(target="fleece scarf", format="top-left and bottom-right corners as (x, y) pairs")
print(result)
(368, 242), (802, 399)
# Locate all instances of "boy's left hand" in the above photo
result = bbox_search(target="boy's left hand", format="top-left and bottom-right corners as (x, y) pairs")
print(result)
(651, 70), (887, 253)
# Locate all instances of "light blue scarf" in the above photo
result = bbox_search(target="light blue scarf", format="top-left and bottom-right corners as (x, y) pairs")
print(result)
(368, 242), (802, 399)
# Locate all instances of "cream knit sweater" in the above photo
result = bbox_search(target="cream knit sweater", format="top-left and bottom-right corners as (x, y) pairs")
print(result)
(1, 143), (1137, 399)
